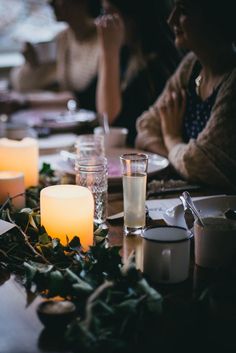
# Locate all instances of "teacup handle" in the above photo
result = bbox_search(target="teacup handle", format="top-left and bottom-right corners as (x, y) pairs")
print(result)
(161, 249), (171, 281)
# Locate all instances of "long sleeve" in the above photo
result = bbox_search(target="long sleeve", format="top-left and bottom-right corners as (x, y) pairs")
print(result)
(135, 51), (236, 190)
(135, 52), (196, 152)
(168, 68), (236, 190)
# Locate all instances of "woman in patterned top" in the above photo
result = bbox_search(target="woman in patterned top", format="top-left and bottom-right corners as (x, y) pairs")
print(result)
(135, 0), (236, 190)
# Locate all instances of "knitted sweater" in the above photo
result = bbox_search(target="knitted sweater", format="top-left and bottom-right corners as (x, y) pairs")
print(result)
(10, 27), (99, 93)
(135, 52), (236, 191)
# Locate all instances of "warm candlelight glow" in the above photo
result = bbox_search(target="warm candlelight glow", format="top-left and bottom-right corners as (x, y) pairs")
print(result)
(0, 171), (25, 209)
(40, 185), (94, 249)
(0, 138), (39, 187)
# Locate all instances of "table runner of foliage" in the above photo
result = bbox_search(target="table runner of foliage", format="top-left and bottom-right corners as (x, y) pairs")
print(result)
(0, 164), (236, 353)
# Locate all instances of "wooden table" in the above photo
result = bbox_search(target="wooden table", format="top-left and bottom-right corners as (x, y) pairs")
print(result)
(0, 148), (235, 352)
(0, 191), (125, 353)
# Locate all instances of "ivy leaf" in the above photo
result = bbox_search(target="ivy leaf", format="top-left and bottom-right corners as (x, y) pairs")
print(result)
(66, 269), (93, 288)
(115, 298), (139, 315)
(38, 233), (51, 245)
(12, 212), (29, 229)
(24, 262), (38, 284)
(40, 163), (55, 177)
(72, 282), (94, 296)
(20, 208), (38, 230)
(69, 236), (81, 250)
(136, 278), (163, 315)
(48, 270), (65, 296)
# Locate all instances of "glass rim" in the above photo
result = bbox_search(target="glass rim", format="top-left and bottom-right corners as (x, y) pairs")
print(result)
(75, 156), (108, 167)
(120, 153), (148, 161)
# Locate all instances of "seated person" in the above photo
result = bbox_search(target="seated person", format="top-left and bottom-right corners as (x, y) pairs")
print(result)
(95, 0), (180, 146)
(135, 0), (236, 191)
(10, 0), (100, 111)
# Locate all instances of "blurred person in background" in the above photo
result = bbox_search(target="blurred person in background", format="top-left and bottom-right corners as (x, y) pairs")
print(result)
(135, 0), (236, 191)
(9, 0), (100, 111)
(95, 0), (180, 146)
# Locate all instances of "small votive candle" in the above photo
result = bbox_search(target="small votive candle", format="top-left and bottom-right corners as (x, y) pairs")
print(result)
(40, 185), (94, 249)
(0, 138), (39, 187)
(0, 171), (25, 209)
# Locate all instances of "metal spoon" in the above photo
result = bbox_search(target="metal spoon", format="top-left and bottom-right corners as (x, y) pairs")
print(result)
(182, 191), (205, 227)
(102, 112), (110, 134)
(179, 195), (195, 230)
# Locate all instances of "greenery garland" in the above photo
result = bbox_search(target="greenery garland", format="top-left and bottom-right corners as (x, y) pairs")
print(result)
(1, 164), (236, 353)
(0, 164), (165, 353)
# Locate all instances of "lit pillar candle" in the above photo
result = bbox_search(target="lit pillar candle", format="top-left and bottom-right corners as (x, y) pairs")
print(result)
(40, 185), (94, 249)
(0, 171), (25, 209)
(0, 138), (39, 187)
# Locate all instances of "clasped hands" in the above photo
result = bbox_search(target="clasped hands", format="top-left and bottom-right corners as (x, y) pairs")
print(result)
(157, 89), (186, 152)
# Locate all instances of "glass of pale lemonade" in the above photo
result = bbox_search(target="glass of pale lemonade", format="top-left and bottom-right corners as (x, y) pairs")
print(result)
(120, 153), (148, 235)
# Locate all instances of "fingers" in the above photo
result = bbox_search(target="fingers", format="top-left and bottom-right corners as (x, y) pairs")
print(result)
(95, 13), (121, 29)
(158, 89), (186, 114)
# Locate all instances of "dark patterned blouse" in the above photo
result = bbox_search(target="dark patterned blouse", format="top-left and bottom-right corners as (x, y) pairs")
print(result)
(182, 62), (221, 142)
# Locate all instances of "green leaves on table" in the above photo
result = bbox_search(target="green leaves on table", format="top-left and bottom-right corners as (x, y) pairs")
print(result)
(0, 181), (165, 353)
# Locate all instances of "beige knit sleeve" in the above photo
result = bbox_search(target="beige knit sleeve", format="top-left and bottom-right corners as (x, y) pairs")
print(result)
(168, 69), (236, 190)
(135, 52), (196, 153)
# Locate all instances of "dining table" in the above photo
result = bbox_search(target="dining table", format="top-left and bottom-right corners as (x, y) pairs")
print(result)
(1, 99), (236, 353)
(1, 183), (236, 353)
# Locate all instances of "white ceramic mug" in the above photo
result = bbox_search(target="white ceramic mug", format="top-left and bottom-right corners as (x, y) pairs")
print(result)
(32, 40), (57, 64)
(194, 217), (236, 269)
(142, 226), (191, 284)
(94, 126), (128, 148)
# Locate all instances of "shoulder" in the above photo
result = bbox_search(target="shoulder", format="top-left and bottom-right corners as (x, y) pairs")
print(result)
(214, 66), (236, 110)
(173, 52), (198, 87)
(55, 27), (70, 44)
(220, 67), (236, 93)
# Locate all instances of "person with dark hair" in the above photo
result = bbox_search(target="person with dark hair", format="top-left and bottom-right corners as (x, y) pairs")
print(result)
(95, 0), (180, 146)
(136, 0), (236, 190)
(10, 0), (101, 111)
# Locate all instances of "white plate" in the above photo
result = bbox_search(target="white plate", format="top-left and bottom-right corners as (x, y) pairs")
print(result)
(162, 195), (236, 228)
(12, 108), (97, 131)
(39, 109), (97, 129)
(40, 147), (169, 184)
(39, 134), (77, 155)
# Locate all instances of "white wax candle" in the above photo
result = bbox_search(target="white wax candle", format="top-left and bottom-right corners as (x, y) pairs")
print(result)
(40, 185), (94, 249)
(0, 171), (25, 209)
(0, 138), (39, 187)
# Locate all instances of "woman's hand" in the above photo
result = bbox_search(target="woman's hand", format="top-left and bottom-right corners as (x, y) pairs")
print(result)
(22, 42), (39, 67)
(158, 89), (186, 152)
(95, 13), (125, 55)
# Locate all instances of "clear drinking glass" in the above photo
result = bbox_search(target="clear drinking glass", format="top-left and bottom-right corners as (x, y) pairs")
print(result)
(120, 153), (148, 235)
(75, 134), (105, 159)
(75, 157), (108, 225)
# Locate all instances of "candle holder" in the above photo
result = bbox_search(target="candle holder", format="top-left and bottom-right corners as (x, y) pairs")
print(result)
(0, 138), (39, 187)
(0, 171), (25, 209)
(40, 185), (94, 249)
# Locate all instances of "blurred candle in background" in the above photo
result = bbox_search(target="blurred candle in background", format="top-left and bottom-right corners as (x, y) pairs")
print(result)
(0, 138), (39, 187)
(40, 185), (94, 249)
(0, 171), (25, 209)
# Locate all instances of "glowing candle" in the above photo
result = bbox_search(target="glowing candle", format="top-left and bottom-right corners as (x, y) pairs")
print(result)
(40, 185), (94, 249)
(0, 138), (39, 187)
(0, 171), (25, 209)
